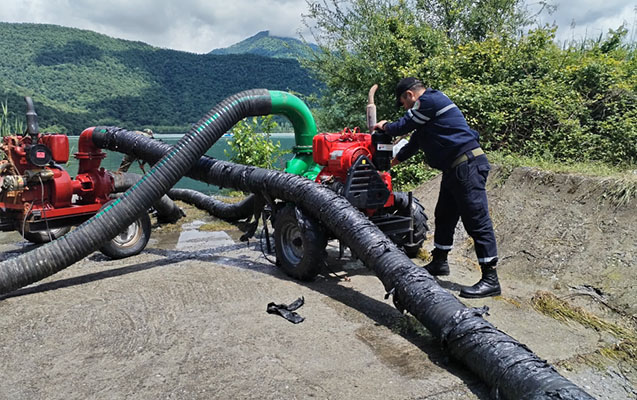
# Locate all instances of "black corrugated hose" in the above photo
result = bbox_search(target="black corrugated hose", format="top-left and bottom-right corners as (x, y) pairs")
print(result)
(0, 89), (271, 295)
(112, 172), (185, 223)
(0, 90), (593, 399)
(167, 188), (257, 222)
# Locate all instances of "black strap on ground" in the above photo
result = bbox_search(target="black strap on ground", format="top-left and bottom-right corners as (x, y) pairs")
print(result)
(267, 297), (305, 324)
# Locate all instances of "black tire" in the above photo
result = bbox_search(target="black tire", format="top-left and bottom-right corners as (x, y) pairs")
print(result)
(21, 226), (72, 244)
(273, 204), (327, 280)
(390, 192), (429, 258)
(99, 203), (151, 260)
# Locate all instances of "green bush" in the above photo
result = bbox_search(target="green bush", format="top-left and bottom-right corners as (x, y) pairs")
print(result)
(224, 115), (289, 169)
(391, 151), (438, 189)
(303, 1), (637, 188)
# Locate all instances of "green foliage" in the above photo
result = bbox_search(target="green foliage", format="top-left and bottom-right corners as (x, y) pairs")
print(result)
(0, 100), (23, 137)
(390, 151), (439, 189)
(415, 0), (532, 42)
(303, 0), (637, 188)
(443, 29), (637, 166)
(303, 0), (450, 130)
(224, 116), (289, 169)
(0, 23), (317, 135)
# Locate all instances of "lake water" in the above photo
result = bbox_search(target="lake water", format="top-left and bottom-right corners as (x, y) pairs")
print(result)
(65, 133), (297, 195)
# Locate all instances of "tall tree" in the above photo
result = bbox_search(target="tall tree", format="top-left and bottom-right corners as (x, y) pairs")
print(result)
(415, 0), (532, 42)
(302, 0), (534, 130)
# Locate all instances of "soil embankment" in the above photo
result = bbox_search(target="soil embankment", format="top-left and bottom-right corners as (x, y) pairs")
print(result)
(414, 166), (637, 399)
(0, 166), (635, 399)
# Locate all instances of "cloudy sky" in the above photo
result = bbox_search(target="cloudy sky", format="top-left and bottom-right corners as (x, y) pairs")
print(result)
(0, 0), (635, 53)
(537, 0), (636, 43)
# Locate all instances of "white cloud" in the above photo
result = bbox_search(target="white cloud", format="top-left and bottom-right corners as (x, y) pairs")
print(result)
(0, 0), (635, 52)
(0, 0), (310, 53)
(537, 0), (636, 43)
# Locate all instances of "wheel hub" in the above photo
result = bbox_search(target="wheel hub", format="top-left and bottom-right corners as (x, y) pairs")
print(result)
(281, 224), (304, 264)
(112, 220), (140, 247)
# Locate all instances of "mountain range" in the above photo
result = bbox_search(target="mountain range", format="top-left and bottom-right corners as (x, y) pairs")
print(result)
(210, 30), (318, 59)
(0, 23), (318, 134)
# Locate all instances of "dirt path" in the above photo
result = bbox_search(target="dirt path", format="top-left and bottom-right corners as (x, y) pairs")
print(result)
(0, 167), (635, 399)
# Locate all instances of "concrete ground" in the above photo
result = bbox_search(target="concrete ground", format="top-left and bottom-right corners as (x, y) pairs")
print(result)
(1, 165), (636, 399)
(0, 224), (490, 400)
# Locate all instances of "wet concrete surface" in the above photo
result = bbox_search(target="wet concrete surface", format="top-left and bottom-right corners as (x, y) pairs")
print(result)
(1, 167), (636, 400)
(0, 224), (489, 400)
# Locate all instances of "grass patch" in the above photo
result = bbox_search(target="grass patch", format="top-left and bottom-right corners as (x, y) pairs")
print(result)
(152, 195), (247, 233)
(531, 291), (633, 337)
(488, 151), (636, 178)
(151, 201), (213, 233)
(499, 296), (522, 308)
(1, 100), (24, 139)
(215, 191), (248, 203)
(600, 179), (637, 208)
(396, 150), (635, 191)
(531, 291), (637, 366)
(416, 247), (431, 262)
(199, 220), (235, 232)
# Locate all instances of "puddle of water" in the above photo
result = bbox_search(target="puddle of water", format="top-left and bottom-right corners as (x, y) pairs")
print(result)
(176, 229), (234, 251)
(151, 218), (247, 251)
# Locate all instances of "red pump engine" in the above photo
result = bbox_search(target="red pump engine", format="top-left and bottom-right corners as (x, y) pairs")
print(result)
(312, 127), (394, 213)
(0, 99), (113, 234)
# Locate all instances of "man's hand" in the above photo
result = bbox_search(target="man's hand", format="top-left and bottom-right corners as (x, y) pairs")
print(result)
(373, 120), (388, 131)
(391, 158), (400, 167)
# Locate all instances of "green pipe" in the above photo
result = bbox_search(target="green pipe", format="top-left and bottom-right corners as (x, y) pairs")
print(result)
(268, 91), (321, 179)
(285, 154), (323, 180)
(269, 90), (316, 153)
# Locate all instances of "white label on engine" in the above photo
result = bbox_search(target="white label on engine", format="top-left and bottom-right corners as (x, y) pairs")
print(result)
(377, 144), (393, 151)
(330, 150), (344, 160)
(393, 138), (409, 157)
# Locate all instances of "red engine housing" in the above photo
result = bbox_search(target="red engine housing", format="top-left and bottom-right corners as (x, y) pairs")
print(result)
(0, 128), (113, 229)
(312, 128), (394, 211)
(41, 134), (70, 163)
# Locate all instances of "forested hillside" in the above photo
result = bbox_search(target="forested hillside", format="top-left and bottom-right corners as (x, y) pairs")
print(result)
(0, 23), (318, 134)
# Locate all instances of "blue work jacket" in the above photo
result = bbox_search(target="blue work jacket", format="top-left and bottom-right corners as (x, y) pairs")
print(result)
(384, 89), (480, 170)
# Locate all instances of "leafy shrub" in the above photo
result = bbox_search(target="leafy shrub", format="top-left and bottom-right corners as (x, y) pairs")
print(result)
(224, 115), (289, 169)
(302, 1), (637, 189)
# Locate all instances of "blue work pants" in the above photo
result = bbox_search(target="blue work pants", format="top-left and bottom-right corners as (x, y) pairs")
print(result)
(433, 153), (498, 264)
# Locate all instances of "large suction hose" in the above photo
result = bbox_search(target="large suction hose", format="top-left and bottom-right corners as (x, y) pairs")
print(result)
(0, 89), (272, 294)
(0, 90), (592, 399)
(167, 189), (257, 222)
(112, 172), (184, 223)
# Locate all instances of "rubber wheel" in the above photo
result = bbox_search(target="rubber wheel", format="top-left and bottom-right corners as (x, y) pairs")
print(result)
(273, 204), (327, 280)
(390, 192), (429, 258)
(22, 226), (71, 244)
(99, 205), (152, 260)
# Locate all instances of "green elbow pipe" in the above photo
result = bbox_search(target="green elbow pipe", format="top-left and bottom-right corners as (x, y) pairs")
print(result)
(268, 90), (320, 179)
(268, 90), (316, 154)
(284, 154), (323, 180)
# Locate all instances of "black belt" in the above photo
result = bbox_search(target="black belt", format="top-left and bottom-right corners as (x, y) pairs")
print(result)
(450, 148), (484, 168)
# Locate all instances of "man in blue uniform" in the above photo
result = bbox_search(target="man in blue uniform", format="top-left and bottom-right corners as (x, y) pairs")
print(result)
(374, 77), (500, 298)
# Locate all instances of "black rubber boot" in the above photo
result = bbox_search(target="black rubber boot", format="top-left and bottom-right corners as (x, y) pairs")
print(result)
(460, 262), (501, 298)
(424, 248), (450, 276)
